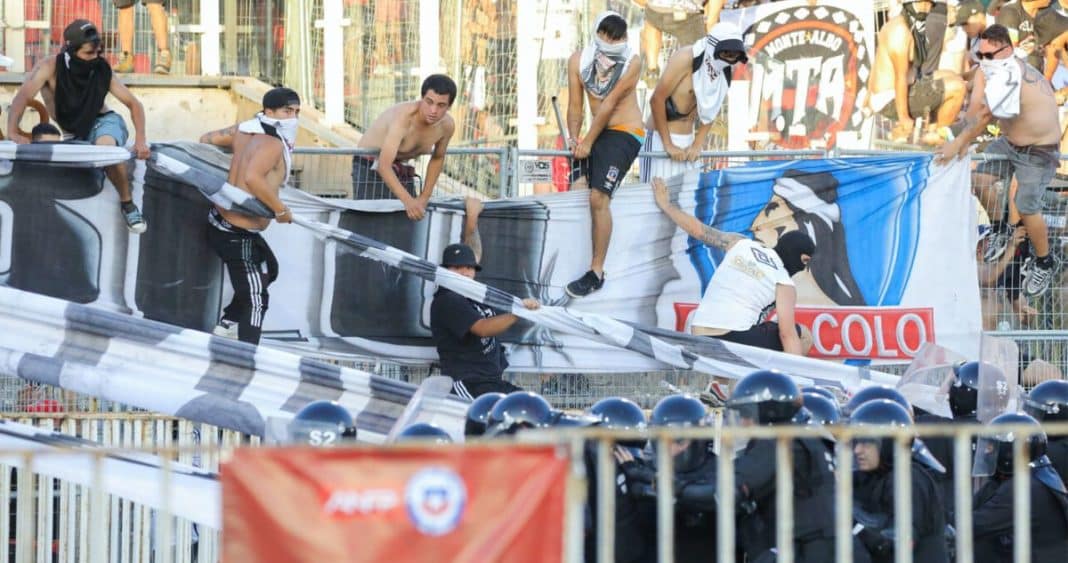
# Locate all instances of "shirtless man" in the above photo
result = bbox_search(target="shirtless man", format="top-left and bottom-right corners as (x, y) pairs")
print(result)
(564, 12), (644, 298)
(867, 1), (966, 143)
(640, 21), (746, 182)
(936, 24), (1060, 297)
(352, 74), (456, 221)
(207, 87), (300, 344)
(7, 19), (150, 233)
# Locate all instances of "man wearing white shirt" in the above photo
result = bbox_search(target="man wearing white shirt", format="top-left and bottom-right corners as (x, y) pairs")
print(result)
(652, 177), (814, 355)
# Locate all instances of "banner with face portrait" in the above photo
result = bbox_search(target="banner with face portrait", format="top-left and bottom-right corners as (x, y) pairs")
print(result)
(721, 0), (875, 150)
(0, 143), (978, 374)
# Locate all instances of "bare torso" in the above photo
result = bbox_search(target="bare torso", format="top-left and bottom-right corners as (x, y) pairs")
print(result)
(220, 134), (287, 231)
(587, 58), (644, 130)
(999, 59), (1061, 145)
(647, 72), (698, 134)
(868, 17), (913, 96)
(356, 100), (453, 162)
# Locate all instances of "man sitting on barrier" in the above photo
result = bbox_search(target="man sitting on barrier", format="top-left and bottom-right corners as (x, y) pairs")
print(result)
(7, 19), (151, 234)
(652, 177), (812, 355)
(564, 12), (645, 298)
(639, 22), (746, 183)
(351, 74), (457, 219)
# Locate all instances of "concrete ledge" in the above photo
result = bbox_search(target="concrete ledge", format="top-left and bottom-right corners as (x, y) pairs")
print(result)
(0, 72), (236, 89)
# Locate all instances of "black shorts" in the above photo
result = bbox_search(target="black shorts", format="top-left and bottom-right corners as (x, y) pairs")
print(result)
(708, 321), (802, 352)
(879, 76), (945, 120)
(570, 129), (642, 197)
(351, 156), (419, 200)
(450, 378), (522, 400)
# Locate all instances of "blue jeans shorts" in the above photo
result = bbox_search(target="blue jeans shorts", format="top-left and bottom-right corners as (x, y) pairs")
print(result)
(87, 112), (129, 147)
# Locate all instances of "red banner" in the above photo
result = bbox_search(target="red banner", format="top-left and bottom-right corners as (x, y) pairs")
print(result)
(672, 303), (934, 361)
(221, 445), (568, 563)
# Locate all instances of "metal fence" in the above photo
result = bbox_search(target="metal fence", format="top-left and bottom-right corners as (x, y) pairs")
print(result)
(0, 417), (1061, 563)
(0, 414), (251, 563)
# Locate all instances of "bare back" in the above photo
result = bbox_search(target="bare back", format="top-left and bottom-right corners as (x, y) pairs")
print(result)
(220, 134), (287, 231)
(868, 16), (914, 96)
(356, 101), (453, 162)
(999, 59), (1060, 145)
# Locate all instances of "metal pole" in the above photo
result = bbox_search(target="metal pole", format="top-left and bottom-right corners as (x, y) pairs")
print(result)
(159, 454), (173, 563)
(15, 455), (33, 563)
(893, 436), (913, 563)
(264, 0), (274, 81)
(955, 431), (974, 563)
(90, 454), (106, 563)
(564, 437), (587, 563)
(656, 436), (675, 563)
(223, 0), (237, 74)
(321, 0), (345, 124)
(776, 437), (795, 563)
(836, 437), (855, 563)
(716, 434), (736, 563)
(1012, 437), (1030, 563)
(200, 0), (221, 76)
(595, 438), (616, 563)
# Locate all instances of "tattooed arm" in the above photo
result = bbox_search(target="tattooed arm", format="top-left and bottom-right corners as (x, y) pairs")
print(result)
(199, 124), (239, 148)
(651, 177), (743, 252)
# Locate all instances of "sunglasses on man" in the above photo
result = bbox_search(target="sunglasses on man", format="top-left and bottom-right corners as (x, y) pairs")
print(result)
(975, 44), (1009, 60)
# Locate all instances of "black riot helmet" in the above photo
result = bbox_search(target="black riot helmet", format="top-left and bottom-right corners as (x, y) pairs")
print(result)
(1024, 380), (1068, 423)
(464, 392), (506, 437)
(486, 391), (553, 436)
(396, 422), (453, 444)
(850, 399), (914, 472)
(949, 361), (982, 419)
(726, 369), (803, 425)
(289, 400), (358, 447)
(802, 392), (841, 425)
(973, 412), (1047, 477)
(650, 394), (709, 472)
(843, 385), (913, 419)
(590, 397), (647, 447)
(802, 386), (837, 403)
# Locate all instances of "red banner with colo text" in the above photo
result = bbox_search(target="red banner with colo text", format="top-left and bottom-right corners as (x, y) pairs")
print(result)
(221, 445), (568, 563)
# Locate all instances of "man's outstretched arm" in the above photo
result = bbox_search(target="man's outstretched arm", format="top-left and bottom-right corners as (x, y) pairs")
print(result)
(651, 177), (742, 251)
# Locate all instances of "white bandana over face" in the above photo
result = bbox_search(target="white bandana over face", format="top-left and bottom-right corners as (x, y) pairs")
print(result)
(579, 11), (635, 99)
(980, 53), (1022, 120)
(690, 22), (746, 125)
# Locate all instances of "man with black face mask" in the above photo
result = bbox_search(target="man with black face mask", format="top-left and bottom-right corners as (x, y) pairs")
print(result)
(652, 177), (814, 354)
(7, 19), (151, 234)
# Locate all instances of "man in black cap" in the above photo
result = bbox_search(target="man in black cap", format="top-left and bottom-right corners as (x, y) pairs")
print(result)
(7, 19), (151, 233)
(207, 87), (300, 345)
(430, 243), (540, 399)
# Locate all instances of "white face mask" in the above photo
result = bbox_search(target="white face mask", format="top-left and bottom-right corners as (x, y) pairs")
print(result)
(979, 55), (1015, 75)
(595, 37), (628, 57)
(260, 115), (298, 151)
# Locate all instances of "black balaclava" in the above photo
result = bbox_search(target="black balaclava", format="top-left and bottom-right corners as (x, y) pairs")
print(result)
(774, 230), (816, 277)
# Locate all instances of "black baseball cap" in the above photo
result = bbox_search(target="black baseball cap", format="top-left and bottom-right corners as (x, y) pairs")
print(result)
(63, 19), (101, 50)
(262, 87), (301, 110)
(441, 243), (481, 271)
(953, 0), (985, 26)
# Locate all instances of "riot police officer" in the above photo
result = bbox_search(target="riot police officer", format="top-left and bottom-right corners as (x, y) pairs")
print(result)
(850, 399), (948, 563)
(585, 397), (654, 563)
(726, 369), (835, 562)
(618, 394), (716, 563)
(1024, 379), (1068, 483)
(972, 412), (1068, 563)
(484, 391), (554, 436)
(463, 391), (505, 438)
(287, 400), (358, 446)
(395, 422), (453, 443)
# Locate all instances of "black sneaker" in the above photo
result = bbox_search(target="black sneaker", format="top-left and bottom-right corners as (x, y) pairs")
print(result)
(1023, 255), (1056, 297)
(982, 222), (1011, 263)
(565, 270), (605, 298)
(121, 203), (147, 234)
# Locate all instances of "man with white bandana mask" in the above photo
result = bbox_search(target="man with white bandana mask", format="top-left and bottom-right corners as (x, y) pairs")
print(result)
(936, 24), (1061, 298)
(206, 87), (300, 344)
(640, 21), (746, 183)
(565, 12), (645, 298)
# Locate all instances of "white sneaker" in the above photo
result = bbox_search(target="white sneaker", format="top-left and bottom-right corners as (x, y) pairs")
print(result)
(212, 320), (239, 339)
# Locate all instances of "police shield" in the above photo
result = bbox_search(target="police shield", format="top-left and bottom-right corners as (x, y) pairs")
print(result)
(1032, 456), (1068, 494)
(385, 375), (459, 443)
(977, 335), (1020, 423)
(912, 439), (947, 474)
(896, 342), (964, 418)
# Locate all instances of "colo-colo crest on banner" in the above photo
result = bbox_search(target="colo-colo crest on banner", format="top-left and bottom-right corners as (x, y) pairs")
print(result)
(736, 2), (872, 149)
